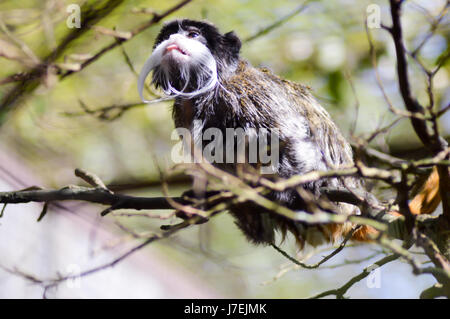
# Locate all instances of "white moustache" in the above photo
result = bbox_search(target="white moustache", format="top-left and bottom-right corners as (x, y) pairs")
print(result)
(138, 35), (219, 104)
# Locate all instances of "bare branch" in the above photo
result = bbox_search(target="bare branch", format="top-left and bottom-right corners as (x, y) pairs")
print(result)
(0, 0), (193, 122)
(271, 226), (359, 269)
(244, 1), (310, 42)
(0, 184), (182, 210)
(310, 254), (399, 299)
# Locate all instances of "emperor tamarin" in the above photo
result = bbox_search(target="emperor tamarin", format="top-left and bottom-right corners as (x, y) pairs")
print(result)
(138, 19), (373, 248)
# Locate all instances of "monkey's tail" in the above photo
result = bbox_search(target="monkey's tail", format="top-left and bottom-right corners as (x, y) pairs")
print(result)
(348, 166), (442, 242)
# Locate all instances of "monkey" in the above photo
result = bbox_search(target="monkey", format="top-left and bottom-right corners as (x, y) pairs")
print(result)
(138, 19), (442, 249)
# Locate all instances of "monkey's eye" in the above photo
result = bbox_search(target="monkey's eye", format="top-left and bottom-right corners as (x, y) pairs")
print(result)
(187, 30), (200, 38)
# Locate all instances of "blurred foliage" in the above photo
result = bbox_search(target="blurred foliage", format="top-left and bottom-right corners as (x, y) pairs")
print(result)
(0, 0), (448, 298)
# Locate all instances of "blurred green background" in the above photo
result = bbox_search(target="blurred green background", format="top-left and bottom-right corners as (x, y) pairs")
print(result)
(0, 0), (448, 298)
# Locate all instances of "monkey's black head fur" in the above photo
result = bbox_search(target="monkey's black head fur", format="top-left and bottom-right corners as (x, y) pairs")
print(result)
(155, 19), (242, 72)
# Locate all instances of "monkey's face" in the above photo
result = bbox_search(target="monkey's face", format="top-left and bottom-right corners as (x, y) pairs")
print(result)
(138, 19), (241, 101)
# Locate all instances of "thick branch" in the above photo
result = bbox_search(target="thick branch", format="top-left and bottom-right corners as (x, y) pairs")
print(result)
(0, 186), (184, 210)
(389, 0), (435, 150)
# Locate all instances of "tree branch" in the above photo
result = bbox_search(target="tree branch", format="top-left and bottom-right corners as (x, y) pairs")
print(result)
(0, 185), (183, 211)
(310, 254), (399, 299)
(0, 0), (193, 123)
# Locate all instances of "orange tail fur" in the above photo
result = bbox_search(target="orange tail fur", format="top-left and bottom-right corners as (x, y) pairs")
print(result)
(350, 167), (441, 242)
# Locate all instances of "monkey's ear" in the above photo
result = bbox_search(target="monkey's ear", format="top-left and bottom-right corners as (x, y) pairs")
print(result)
(224, 31), (242, 56)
